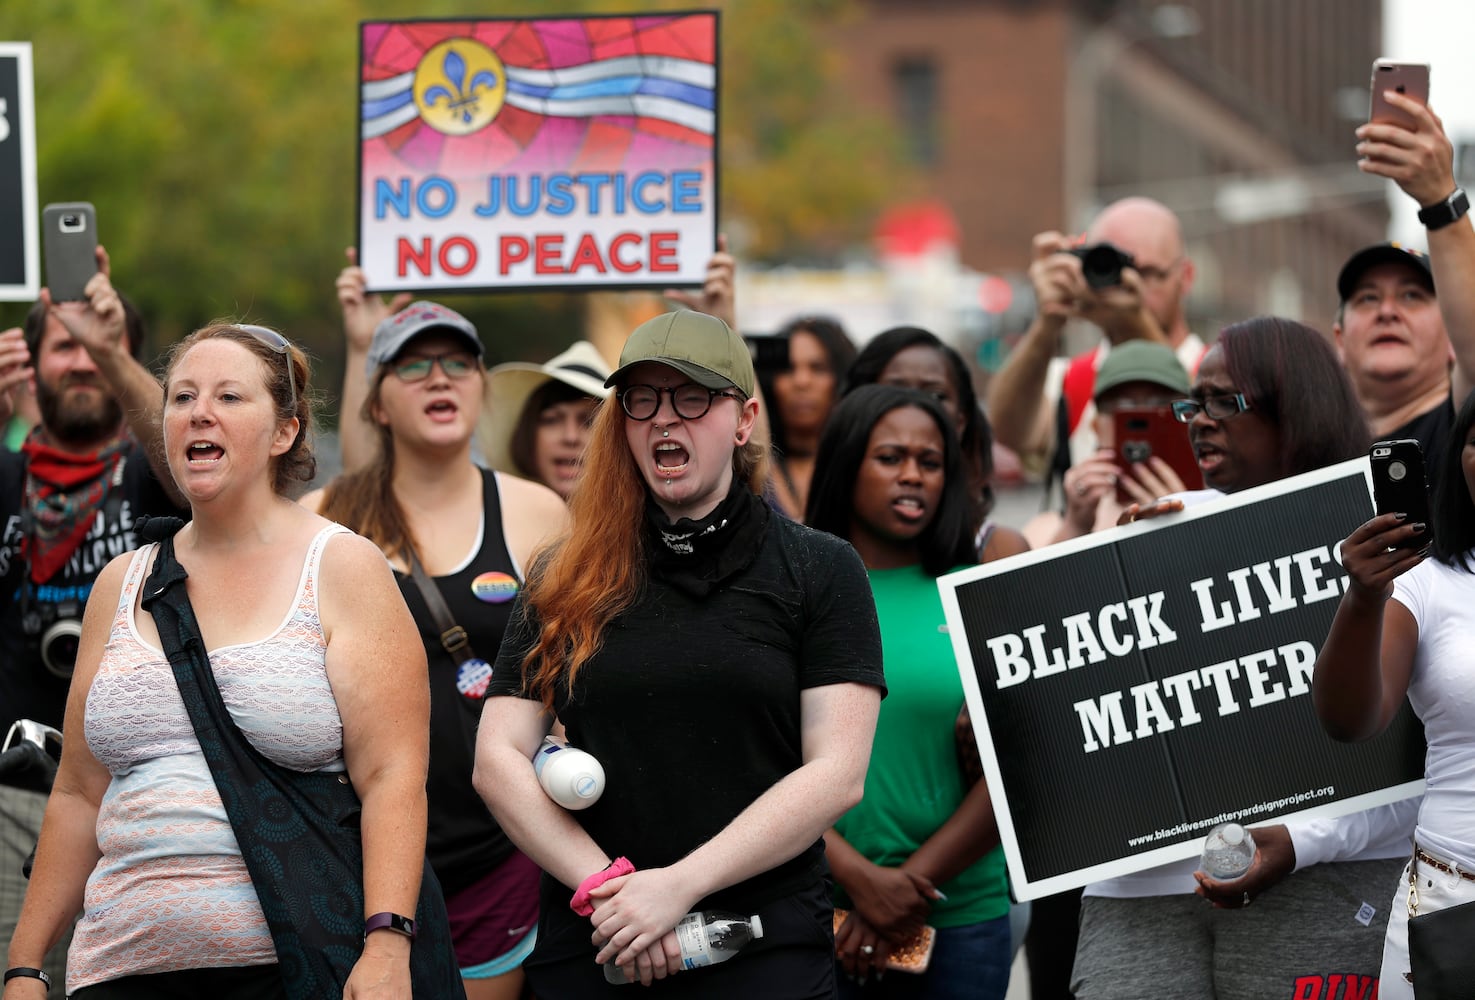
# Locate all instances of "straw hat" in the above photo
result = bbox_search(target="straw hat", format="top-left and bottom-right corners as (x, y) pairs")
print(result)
(480, 340), (612, 475)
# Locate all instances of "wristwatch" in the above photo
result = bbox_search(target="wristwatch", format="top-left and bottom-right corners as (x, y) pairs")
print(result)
(1417, 187), (1470, 230)
(364, 911), (417, 942)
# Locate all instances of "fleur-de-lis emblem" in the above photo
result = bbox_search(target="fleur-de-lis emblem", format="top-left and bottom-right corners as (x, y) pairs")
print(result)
(413, 39), (507, 136)
(424, 49), (500, 125)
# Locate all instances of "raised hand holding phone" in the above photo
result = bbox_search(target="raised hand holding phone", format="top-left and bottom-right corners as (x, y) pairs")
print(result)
(41, 202), (99, 301)
(1368, 59), (1429, 130)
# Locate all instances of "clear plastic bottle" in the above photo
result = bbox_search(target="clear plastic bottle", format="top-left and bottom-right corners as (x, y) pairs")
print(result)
(532, 735), (605, 810)
(604, 910), (764, 984)
(1199, 822), (1257, 881)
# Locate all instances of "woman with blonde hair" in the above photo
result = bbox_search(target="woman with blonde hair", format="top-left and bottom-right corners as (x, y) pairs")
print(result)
(4, 323), (444, 998)
(474, 310), (885, 997)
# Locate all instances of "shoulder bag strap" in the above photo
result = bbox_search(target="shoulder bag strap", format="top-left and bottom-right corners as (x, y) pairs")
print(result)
(405, 548), (477, 665)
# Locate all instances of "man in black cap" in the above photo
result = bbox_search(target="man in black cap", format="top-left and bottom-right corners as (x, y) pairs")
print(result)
(1339, 89), (1475, 481)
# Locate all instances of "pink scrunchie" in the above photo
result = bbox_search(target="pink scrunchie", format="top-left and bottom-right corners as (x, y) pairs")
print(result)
(570, 857), (636, 916)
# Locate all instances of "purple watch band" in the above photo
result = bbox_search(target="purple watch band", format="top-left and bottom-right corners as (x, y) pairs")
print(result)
(363, 911), (417, 941)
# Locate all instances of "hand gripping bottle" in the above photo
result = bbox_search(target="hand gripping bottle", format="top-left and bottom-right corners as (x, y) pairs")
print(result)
(532, 735), (605, 810)
(604, 911), (764, 983)
(1199, 822), (1257, 881)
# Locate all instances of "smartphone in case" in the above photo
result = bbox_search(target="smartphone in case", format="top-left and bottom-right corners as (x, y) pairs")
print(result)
(1370, 439), (1430, 547)
(1368, 59), (1430, 130)
(42, 202), (99, 301)
(1113, 406), (1203, 504)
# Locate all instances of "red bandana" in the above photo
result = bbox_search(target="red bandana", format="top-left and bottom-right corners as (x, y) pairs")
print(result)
(21, 431), (127, 583)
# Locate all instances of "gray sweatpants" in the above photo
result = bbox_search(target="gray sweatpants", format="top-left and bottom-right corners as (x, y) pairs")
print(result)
(1072, 858), (1401, 1000)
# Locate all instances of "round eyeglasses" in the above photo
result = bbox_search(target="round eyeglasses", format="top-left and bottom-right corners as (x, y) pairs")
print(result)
(618, 383), (745, 421)
(1171, 393), (1252, 422)
(391, 353), (478, 383)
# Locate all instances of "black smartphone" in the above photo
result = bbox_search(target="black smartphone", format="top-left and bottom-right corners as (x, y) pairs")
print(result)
(42, 202), (98, 301)
(1370, 439), (1430, 547)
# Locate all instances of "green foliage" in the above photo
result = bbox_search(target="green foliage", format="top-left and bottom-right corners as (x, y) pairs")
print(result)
(2, 0), (908, 421)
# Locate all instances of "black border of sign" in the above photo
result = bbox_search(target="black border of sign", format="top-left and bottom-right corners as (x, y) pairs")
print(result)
(353, 11), (720, 296)
(938, 457), (1426, 901)
(0, 43), (39, 302)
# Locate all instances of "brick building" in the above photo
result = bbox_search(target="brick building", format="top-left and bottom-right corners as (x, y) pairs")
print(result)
(830, 0), (1388, 335)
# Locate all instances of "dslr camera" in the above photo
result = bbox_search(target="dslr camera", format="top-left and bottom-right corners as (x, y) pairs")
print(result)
(21, 598), (84, 679)
(1069, 242), (1136, 289)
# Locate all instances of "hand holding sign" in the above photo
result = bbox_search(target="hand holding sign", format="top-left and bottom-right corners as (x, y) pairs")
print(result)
(664, 233), (736, 329)
(338, 247), (412, 353)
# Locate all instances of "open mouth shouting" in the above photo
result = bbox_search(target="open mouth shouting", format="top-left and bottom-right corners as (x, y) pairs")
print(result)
(892, 494), (928, 523)
(654, 441), (689, 476)
(187, 441), (224, 466)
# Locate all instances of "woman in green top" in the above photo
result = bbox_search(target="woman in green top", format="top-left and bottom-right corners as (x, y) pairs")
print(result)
(807, 384), (1011, 999)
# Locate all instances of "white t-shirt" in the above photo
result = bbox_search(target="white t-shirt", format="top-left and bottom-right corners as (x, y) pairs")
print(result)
(1085, 488), (1418, 898)
(1393, 556), (1475, 869)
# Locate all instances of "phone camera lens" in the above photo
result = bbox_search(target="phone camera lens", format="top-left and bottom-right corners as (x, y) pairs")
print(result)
(1389, 461), (1407, 482)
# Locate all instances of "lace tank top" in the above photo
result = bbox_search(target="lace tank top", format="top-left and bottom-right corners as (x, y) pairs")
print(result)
(67, 525), (348, 992)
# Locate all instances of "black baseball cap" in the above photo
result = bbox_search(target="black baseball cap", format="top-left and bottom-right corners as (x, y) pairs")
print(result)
(1336, 242), (1434, 302)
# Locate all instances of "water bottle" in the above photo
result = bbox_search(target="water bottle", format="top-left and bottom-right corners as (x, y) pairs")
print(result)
(1199, 822), (1257, 881)
(604, 910), (764, 983)
(532, 735), (605, 810)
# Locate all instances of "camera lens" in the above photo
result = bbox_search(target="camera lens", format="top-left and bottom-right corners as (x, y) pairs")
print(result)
(40, 619), (83, 678)
(1388, 460), (1407, 482)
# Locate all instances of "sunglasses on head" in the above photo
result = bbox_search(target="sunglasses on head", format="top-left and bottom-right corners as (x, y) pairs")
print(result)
(237, 325), (296, 413)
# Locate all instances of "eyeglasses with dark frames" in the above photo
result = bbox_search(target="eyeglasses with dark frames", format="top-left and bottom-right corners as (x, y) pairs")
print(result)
(237, 325), (296, 414)
(618, 383), (745, 421)
(1171, 393), (1251, 423)
(391, 353), (479, 383)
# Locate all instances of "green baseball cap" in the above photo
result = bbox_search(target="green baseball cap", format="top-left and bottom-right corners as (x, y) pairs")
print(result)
(1093, 340), (1191, 400)
(605, 311), (755, 397)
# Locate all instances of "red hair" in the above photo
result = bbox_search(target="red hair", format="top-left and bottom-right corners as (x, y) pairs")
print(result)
(522, 392), (769, 708)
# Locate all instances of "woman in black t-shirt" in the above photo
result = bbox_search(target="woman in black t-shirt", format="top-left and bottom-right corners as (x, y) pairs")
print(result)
(475, 310), (885, 998)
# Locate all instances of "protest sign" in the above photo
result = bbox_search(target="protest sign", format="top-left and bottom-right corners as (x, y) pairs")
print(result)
(939, 460), (1425, 901)
(357, 13), (717, 294)
(0, 42), (38, 301)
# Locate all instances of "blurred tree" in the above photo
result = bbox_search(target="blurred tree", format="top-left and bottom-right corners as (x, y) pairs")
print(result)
(2, 0), (909, 422)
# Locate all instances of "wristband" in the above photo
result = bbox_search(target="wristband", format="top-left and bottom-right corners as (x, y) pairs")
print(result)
(1417, 187), (1470, 231)
(363, 911), (417, 942)
(570, 856), (635, 916)
(3, 968), (52, 992)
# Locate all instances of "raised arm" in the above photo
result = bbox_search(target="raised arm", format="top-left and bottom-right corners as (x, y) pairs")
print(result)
(1358, 95), (1475, 404)
(44, 252), (183, 506)
(335, 249), (411, 474)
(3, 557), (124, 992)
(663, 232), (736, 329)
(318, 532), (432, 997)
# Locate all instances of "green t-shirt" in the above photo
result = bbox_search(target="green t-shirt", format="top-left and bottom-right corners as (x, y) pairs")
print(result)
(833, 564), (1009, 928)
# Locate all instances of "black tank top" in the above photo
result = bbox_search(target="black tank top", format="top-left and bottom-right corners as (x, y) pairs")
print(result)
(395, 468), (522, 891)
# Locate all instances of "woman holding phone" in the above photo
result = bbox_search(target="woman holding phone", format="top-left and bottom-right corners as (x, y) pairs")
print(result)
(1313, 392), (1475, 998)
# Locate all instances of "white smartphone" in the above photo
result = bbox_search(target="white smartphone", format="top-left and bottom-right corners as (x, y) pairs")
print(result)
(41, 202), (98, 301)
(1369, 59), (1430, 130)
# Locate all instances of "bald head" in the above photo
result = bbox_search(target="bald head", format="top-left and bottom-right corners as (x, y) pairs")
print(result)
(1087, 197), (1185, 264)
(1085, 197), (1194, 342)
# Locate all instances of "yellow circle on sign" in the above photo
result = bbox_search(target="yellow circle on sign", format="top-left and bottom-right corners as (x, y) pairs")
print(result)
(413, 39), (507, 136)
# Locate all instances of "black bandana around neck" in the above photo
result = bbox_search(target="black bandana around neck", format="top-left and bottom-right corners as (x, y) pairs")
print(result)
(645, 477), (770, 597)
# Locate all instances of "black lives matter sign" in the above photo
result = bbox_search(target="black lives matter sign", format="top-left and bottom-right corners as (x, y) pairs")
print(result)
(0, 42), (38, 300)
(939, 459), (1424, 900)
